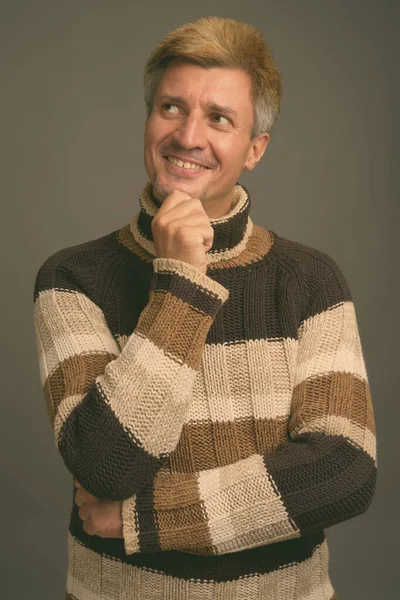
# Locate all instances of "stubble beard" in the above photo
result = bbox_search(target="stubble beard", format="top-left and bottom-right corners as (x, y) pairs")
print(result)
(151, 172), (210, 206)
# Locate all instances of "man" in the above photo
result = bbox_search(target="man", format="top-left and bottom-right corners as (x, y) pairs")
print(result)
(33, 16), (377, 600)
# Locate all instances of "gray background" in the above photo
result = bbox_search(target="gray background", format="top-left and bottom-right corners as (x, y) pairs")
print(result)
(1, 1), (398, 598)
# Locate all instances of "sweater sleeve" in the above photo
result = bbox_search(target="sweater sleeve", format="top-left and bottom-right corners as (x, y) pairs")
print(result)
(121, 253), (377, 555)
(33, 255), (229, 501)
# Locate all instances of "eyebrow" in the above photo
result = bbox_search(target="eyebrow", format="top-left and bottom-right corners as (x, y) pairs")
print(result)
(159, 95), (238, 120)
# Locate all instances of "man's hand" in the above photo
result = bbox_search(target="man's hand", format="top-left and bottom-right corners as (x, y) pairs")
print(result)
(73, 479), (124, 539)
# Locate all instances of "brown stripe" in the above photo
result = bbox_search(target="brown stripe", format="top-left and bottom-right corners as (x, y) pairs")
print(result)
(132, 469), (210, 553)
(118, 217), (275, 272)
(135, 288), (216, 370)
(117, 223), (154, 262)
(207, 223), (275, 271)
(44, 352), (117, 426)
(290, 371), (376, 435)
(169, 417), (289, 472)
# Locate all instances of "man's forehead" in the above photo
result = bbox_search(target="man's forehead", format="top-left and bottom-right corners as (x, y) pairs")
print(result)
(161, 62), (251, 88)
(157, 70), (252, 114)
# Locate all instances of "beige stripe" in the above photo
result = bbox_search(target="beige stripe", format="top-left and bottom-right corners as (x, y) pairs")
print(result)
(66, 532), (335, 599)
(296, 301), (368, 382)
(294, 414), (377, 463)
(35, 286), (202, 459)
(121, 494), (139, 555)
(198, 453), (298, 554)
(152, 257), (230, 302)
(98, 331), (197, 457)
(118, 219), (275, 272)
(191, 335), (299, 422)
(116, 334), (299, 425)
(34, 289), (120, 379)
(115, 326), (375, 473)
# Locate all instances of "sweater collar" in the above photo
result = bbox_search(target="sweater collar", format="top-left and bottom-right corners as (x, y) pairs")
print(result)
(129, 181), (254, 265)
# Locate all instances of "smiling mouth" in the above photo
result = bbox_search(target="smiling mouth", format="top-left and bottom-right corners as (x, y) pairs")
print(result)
(163, 156), (210, 175)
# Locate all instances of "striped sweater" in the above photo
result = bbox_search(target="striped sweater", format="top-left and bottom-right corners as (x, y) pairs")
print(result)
(33, 181), (377, 600)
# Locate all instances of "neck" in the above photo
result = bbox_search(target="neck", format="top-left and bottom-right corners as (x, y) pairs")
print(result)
(129, 181), (254, 265)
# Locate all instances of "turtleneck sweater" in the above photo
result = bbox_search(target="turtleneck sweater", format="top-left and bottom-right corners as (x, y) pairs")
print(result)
(33, 180), (377, 600)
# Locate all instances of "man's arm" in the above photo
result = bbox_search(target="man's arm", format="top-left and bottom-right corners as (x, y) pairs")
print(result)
(121, 254), (377, 555)
(33, 254), (229, 501)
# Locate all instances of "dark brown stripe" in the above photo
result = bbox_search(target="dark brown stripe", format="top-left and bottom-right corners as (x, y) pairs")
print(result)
(135, 477), (162, 553)
(35, 218), (351, 351)
(264, 432), (377, 533)
(58, 382), (167, 500)
(34, 230), (121, 299)
(68, 490), (326, 580)
(44, 352), (116, 426)
(152, 267), (225, 316)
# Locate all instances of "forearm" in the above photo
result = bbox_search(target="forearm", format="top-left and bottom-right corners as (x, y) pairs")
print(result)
(121, 287), (378, 555)
(34, 257), (229, 501)
(122, 428), (376, 555)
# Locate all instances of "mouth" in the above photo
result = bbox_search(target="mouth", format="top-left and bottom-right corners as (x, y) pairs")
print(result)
(163, 155), (211, 177)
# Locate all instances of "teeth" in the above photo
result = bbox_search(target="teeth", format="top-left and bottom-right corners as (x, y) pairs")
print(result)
(166, 156), (207, 170)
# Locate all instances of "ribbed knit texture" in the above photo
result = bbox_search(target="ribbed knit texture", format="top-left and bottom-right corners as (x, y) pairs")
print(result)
(33, 181), (377, 599)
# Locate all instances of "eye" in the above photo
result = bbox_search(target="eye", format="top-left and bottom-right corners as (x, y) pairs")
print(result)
(211, 114), (230, 126)
(161, 103), (230, 125)
(162, 103), (178, 113)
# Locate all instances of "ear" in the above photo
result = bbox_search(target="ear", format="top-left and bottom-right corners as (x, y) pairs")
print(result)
(244, 133), (270, 171)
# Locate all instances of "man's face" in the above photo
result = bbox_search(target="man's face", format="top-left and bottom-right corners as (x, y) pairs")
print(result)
(143, 58), (269, 215)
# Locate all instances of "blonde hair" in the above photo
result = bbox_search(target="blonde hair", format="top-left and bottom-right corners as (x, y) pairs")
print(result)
(143, 16), (283, 140)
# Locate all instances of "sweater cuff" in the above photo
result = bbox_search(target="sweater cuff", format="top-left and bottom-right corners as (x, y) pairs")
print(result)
(121, 495), (140, 555)
(152, 257), (229, 306)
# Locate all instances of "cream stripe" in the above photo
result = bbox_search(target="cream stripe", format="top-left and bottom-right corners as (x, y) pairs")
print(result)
(38, 334), (117, 379)
(33, 312), (50, 391)
(98, 332), (197, 457)
(152, 256), (230, 300)
(198, 453), (298, 553)
(34, 289), (120, 379)
(120, 311), (366, 428)
(293, 414), (377, 463)
(119, 332), (297, 425)
(36, 289), (198, 458)
(66, 532), (335, 599)
(194, 336), (299, 422)
(121, 494), (139, 555)
(296, 301), (368, 383)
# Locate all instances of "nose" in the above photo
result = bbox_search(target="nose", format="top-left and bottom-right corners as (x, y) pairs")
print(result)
(172, 111), (207, 151)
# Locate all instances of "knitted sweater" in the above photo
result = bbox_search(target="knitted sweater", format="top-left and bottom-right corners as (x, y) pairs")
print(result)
(33, 181), (377, 600)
